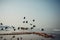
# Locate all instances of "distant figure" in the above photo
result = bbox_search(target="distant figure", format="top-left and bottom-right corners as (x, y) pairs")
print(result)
(0, 23), (3, 25)
(23, 17), (26, 19)
(41, 28), (44, 31)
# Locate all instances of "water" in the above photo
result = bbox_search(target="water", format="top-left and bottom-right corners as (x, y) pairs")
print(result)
(0, 29), (60, 40)
(0, 33), (60, 40)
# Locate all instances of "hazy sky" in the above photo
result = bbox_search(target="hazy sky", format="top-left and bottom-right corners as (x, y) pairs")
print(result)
(0, 0), (60, 32)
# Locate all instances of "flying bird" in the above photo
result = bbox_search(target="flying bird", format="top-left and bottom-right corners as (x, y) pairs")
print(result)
(33, 19), (35, 22)
(41, 28), (44, 31)
(23, 17), (26, 19)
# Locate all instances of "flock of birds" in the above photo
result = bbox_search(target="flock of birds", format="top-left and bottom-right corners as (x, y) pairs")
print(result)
(0, 17), (44, 31)
(0, 17), (54, 40)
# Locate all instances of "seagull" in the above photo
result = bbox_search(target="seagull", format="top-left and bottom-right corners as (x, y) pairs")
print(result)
(33, 19), (35, 22)
(26, 21), (28, 23)
(18, 27), (20, 30)
(31, 27), (34, 30)
(23, 17), (26, 19)
(41, 28), (44, 31)
(33, 25), (36, 27)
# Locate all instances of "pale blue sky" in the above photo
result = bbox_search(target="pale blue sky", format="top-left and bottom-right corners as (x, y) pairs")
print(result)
(0, 0), (60, 32)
